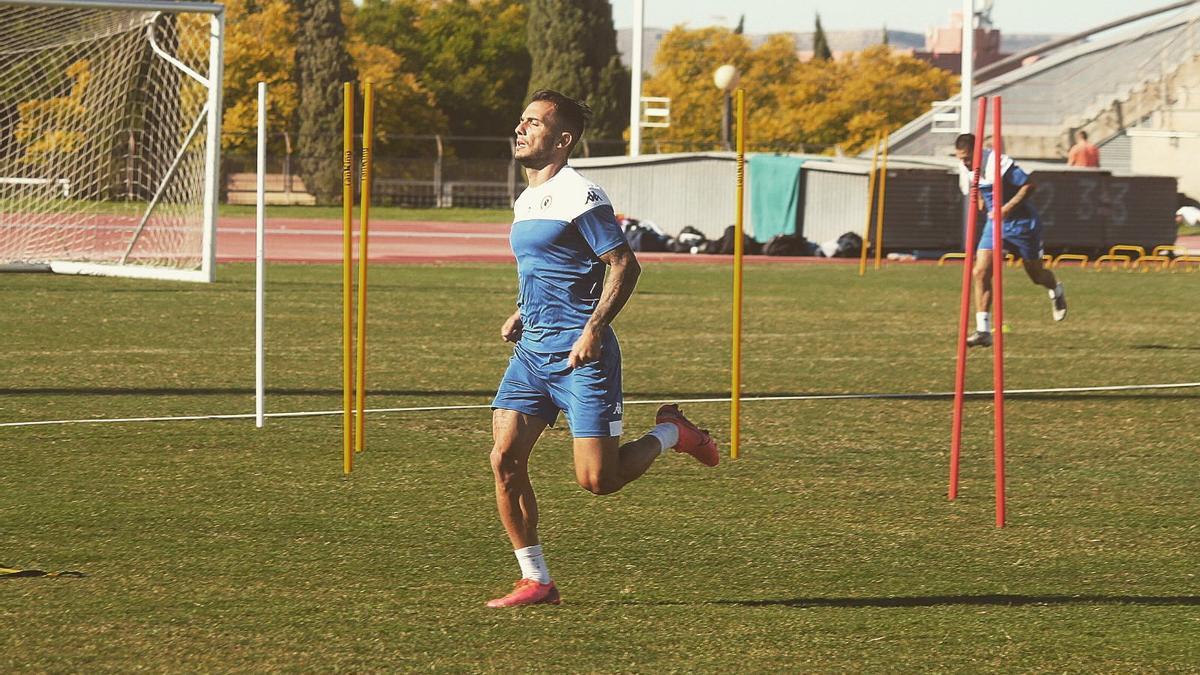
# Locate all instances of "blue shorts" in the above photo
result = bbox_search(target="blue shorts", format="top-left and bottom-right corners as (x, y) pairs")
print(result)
(492, 330), (623, 438)
(978, 218), (1044, 261)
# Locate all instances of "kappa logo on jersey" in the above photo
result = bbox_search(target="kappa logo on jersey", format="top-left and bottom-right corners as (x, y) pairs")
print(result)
(540, 195), (553, 210)
(585, 189), (602, 204)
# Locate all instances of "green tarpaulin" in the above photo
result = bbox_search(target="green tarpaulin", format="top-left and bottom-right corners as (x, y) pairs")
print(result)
(749, 155), (811, 243)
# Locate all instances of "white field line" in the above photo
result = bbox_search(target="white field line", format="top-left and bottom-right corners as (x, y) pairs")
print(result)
(2, 382), (1198, 429)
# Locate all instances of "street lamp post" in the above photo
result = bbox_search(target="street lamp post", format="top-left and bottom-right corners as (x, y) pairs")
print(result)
(713, 64), (739, 151)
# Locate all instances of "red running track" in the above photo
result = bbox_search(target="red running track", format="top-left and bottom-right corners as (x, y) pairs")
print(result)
(221, 216), (1200, 265)
(216, 217), (515, 264)
(215, 216), (864, 265)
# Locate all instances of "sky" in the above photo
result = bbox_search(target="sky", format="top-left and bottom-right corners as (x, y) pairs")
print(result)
(608, 0), (1178, 36)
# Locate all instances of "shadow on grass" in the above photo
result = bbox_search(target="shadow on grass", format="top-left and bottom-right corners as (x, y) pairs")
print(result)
(638, 594), (1200, 608)
(1133, 344), (1200, 351)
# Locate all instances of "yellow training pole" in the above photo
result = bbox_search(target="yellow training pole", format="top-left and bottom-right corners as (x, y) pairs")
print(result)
(730, 88), (746, 461)
(342, 82), (354, 475)
(858, 134), (880, 276)
(355, 81), (373, 454)
(874, 133), (890, 270)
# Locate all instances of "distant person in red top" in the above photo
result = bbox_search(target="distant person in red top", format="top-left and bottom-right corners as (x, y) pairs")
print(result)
(1067, 130), (1100, 167)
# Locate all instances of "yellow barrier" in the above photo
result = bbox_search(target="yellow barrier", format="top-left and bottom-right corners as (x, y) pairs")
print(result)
(1153, 244), (1187, 257)
(938, 252), (966, 266)
(1170, 255), (1200, 271)
(1132, 255), (1170, 271)
(1108, 244), (1145, 260)
(1093, 253), (1132, 270)
(1052, 253), (1089, 268)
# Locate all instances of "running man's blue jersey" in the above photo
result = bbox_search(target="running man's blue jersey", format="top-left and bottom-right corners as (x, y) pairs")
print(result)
(958, 151), (1039, 225)
(510, 166), (626, 353)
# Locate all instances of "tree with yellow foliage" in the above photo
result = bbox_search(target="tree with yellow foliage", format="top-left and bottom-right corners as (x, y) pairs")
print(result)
(221, 0), (297, 154)
(643, 29), (956, 155)
(641, 27), (750, 152)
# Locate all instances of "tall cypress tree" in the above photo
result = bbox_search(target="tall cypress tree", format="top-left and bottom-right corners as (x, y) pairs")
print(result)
(526, 0), (630, 142)
(813, 13), (833, 61)
(293, 0), (355, 203)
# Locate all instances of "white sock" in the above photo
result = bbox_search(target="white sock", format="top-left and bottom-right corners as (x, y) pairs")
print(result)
(1049, 283), (1063, 299)
(645, 422), (679, 454)
(976, 312), (991, 333)
(515, 544), (550, 584)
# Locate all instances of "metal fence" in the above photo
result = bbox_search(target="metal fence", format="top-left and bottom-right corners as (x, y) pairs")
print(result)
(220, 133), (638, 208)
(218, 133), (829, 208)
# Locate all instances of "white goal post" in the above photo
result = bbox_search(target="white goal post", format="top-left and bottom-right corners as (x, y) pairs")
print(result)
(0, 0), (224, 282)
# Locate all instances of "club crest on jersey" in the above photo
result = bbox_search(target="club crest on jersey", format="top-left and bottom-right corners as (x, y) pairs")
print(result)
(540, 195), (553, 210)
(585, 189), (602, 204)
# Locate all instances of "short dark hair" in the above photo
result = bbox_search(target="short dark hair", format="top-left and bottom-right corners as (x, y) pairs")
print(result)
(955, 133), (975, 151)
(529, 89), (592, 150)
(1077, 130), (1089, 140)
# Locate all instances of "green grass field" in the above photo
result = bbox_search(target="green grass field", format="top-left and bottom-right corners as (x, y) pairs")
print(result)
(2, 262), (1198, 672)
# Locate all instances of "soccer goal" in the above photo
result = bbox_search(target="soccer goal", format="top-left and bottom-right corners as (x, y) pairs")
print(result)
(0, 0), (224, 282)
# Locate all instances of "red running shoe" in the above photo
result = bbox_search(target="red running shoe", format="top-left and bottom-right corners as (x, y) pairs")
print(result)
(656, 404), (719, 467)
(486, 579), (561, 608)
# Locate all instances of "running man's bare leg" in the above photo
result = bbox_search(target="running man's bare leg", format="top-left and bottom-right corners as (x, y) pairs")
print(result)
(972, 248), (994, 314)
(572, 435), (661, 496)
(1021, 256), (1058, 291)
(491, 409), (549, 549)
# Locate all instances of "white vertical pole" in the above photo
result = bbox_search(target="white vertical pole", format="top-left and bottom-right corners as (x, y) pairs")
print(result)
(200, 10), (225, 282)
(628, 0), (644, 157)
(255, 82), (266, 428)
(961, 0), (974, 133)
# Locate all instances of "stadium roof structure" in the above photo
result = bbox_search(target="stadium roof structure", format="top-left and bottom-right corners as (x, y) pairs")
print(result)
(889, 1), (1200, 157)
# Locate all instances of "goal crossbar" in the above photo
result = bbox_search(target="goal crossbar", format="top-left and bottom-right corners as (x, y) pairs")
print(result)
(2, 0), (223, 15)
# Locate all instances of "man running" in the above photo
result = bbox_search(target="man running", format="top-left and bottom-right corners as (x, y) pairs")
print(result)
(956, 133), (1067, 347)
(487, 90), (719, 608)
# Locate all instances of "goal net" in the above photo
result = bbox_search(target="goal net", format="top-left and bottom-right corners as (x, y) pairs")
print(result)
(0, 0), (224, 282)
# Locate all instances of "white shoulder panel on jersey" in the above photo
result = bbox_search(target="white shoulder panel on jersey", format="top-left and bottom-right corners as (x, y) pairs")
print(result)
(957, 152), (1015, 194)
(513, 166), (612, 223)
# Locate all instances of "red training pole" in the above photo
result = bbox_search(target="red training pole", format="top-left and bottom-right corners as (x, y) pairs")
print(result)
(991, 96), (1007, 528)
(949, 97), (989, 501)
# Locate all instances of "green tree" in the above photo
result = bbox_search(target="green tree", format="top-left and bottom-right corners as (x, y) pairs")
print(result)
(293, 0), (355, 203)
(342, 0), (448, 156)
(420, 0), (530, 140)
(350, 0), (529, 154)
(813, 13), (832, 61)
(526, 0), (629, 142)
